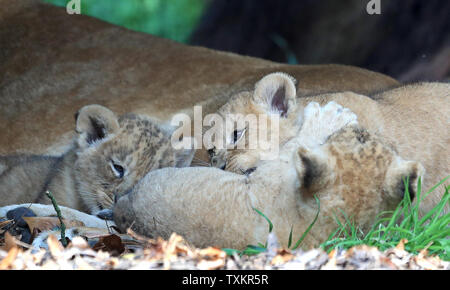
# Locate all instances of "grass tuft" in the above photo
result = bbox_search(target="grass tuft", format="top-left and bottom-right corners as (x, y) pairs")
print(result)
(321, 176), (450, 261)
(223, 195), (320, 256)
(223, 177), (449, 261)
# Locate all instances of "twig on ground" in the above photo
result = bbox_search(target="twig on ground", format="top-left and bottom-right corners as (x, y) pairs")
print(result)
(45, 190), (67, 247)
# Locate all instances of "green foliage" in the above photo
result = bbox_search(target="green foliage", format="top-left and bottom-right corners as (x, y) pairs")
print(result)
(43, 0), (207, 43)
(252, 208), (273, 234)
(223, 196), (321, 256)
(321, 176), (450, 261)
(223, 178), (449, 261)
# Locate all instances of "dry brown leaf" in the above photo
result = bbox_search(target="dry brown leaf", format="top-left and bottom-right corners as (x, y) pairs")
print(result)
(379, 256), (398, 269)
(271, 249), (294, 265)
(165, 233), (184, 257)
(198, 247), (226, 260)
(0, 220), (13, 229)
(417, 241), (433, 259)
(126, 227), (152, 242)
(197, 247), (227, 270)
(69, 236), (89, 250)
(92, 234), (125, 256)
(395, 239), (408, 251)
(197, 258), (226, 270)
(23, 217), (84, 232)
(47, 234), (64, 258)
(74, 256), (95, 270)
(322, 249), (338, 269)
(413, 255), (439, 270)
(0, 246), (20, 270)
(2, 232), (18, 252)
(163, 233), (186, 269)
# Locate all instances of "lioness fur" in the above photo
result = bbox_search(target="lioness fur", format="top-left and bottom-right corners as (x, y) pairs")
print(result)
(0, 0), (399, 155)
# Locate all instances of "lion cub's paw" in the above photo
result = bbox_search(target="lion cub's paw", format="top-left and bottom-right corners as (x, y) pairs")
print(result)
(299, 101), (358, 147)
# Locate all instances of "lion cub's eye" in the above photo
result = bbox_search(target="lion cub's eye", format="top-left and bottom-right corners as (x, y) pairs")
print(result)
(110, 161), (125, 178)
(232, 129), (246, 144)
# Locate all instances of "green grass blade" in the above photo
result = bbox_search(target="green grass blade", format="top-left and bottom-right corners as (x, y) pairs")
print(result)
(291, 195), (320, 250)
(253, 208), (273, 233)
(288, 226), (293, 249)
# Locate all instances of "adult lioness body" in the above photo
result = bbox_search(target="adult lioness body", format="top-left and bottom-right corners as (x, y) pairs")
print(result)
(0, 0), (399, 155)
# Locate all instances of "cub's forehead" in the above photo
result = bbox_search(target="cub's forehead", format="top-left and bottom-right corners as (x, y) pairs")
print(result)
(118, 114), (165, 136)
(99, 114), (175, 166)
(218, 91), (255, 115)
(111, 113), (172, 152)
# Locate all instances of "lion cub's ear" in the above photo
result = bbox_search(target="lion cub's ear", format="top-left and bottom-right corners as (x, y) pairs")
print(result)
(75, 104), (120, 148)
(294, 146), (332, 195)
(253, 72), (297, 117)
(384, 158), (425, 203)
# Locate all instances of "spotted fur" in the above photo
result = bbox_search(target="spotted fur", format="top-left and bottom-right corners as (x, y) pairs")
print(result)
(114, 121), (424, 250)
(0, 105), (194, 215)
(208, 72), (449, 216)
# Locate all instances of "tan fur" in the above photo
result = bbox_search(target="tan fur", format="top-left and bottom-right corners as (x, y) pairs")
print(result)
(208, 73), (449, 215)
(0, 105), (193, 214)
(0, 0), (399, 155)
(113, 105), (423, 249)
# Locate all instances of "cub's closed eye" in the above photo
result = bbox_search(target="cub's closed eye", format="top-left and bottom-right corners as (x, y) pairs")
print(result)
(111, 161), (125, 178)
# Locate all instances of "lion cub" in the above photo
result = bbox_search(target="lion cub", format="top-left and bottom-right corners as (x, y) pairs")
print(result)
(206, 72), (449, 215)
(0, 105), (194, 216)
(114, 103), (423, 249)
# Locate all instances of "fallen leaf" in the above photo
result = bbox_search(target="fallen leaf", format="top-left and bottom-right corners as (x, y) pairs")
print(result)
(0, 220), (13, 229)
(47, 234), (64, 258)
(322, 249), (338, 269)
(92, 234), (125, 256)
(69, 236), (89, 249)
(74, 256), (94, 270)
(197, 258), (226, 270)
(0, 246), (20, 270)
(395, 239), (408, 251)
(198, 247), (226, 260)
(2, 232), (18, 252)
(163, 233), (187, 269)
(271, 249), (294, 265)
(23, 217), (84, 233)
(378, 256), (398, 270)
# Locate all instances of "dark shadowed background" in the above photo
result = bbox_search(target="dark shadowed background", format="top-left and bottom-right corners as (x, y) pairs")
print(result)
(45, 0), (450, 82)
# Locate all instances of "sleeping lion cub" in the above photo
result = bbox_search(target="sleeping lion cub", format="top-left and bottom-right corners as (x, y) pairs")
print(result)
(0, 105), (193, 216)
(206, 73), (449, 215)
(113, 102), (423, 249)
